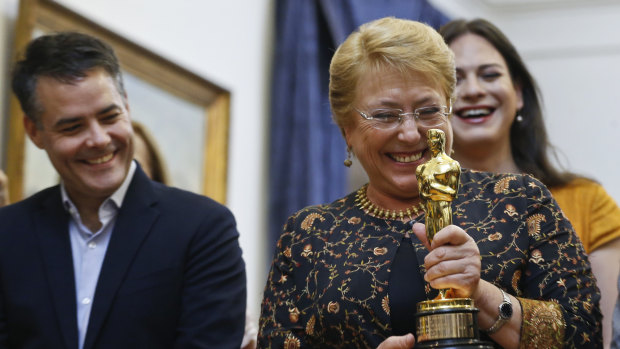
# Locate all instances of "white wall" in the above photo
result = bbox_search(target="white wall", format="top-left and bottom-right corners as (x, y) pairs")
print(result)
(430, 0), (620, 204)
(0, 0), (274, 321)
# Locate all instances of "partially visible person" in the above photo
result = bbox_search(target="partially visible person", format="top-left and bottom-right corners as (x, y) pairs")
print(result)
(242, 314), (258, 349)
(259, 17), (601, 348)
(2, 31), (246, 348)
(613, 275), (620, 349)
(440, 18), (620, 348)
(131, 120), (170, 184)
(0, 170), (8, 207)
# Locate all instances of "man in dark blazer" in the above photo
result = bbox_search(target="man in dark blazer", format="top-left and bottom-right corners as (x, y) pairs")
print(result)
(0, 32), (246, 348)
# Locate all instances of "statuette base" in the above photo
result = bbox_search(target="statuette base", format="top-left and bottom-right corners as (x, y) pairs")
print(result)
(415, 298), (493, 349)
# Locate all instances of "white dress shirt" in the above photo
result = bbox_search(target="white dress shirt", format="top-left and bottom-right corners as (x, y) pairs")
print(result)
(61, 161), (136, 349)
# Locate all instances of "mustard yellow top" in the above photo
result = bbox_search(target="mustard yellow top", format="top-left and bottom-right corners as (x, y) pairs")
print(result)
(550, 178), (620, 253)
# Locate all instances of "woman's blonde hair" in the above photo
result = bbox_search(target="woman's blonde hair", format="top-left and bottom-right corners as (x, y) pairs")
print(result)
(329, 17), (456, 128)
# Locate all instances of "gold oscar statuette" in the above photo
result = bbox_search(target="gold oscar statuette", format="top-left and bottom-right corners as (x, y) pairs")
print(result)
(414, 129), (492, 348)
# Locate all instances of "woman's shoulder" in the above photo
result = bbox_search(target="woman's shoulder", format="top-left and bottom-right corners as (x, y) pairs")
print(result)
(295, 192), (354, 213)
(276, 191), (362, 254)
(456, 169), (553, 225)
(550, 177), (620, 251)
(550, 177), (603, 196)
(460, 168), (547, 193)
(285, 191), (357, 227)
(549, 177), (616, 210)
(461, 167), (533, 181)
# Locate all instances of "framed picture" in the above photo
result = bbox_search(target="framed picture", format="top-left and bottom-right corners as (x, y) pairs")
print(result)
(7, 0), (230, 203)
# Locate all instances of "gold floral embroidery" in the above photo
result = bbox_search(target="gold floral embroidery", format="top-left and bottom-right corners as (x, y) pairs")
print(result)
(301, 244), (312, 258)
(289, 307), (300, 323)
(494, 176), (516, 193)
(488, 232), (502, 241)
(581, 332), (591, 344)
(504, 204), (518, 217)
(556, 278), (566, 289)
(327, 301), (340, 314)
(348, 216), (361, 224)
(301, 213), (324, 231)
(530, 249), (544, 264)
(519, 297), (565, 349)
(511, 270), (521, 291)
(382, 295), (390, 315)
(283, 247), (292, 258)
(527, 214), (546, 237)
(373, 247), (388, 256)
(306, 315), (315, 335)
(284, 335), (301, 349)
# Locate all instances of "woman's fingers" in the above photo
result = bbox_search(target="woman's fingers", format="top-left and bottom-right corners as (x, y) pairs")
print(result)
(377, 334), (415, 349)
(427, 224), (471, 249)
(413, 224), (481, 297)
(423, 239), (479, 268)
(411, 222), (430, 250)
(424, 259), (481, 296)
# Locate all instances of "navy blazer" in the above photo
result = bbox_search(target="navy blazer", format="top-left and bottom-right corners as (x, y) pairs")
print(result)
(0, 166), (246, 349)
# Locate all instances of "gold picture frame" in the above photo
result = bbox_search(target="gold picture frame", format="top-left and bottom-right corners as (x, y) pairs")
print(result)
(7, 0), (230, 203)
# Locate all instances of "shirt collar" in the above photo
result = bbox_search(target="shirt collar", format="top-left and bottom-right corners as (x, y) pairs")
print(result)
(61, 160), (138, 213)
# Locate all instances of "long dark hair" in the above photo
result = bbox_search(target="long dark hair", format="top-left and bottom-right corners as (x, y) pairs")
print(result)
(439, 19), (578, 188)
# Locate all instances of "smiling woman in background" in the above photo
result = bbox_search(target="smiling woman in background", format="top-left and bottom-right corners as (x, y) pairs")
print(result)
(131, 120), (170, 184)
(258, 17), (601, 349)
(440, 18), (620, 348)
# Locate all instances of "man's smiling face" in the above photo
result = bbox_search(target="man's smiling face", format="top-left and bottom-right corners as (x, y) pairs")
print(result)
(24, 67), (134, 205)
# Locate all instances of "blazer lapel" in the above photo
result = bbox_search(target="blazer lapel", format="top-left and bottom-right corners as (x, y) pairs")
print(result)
(83, 168), (160, 349)
(34, 187), (79, 349)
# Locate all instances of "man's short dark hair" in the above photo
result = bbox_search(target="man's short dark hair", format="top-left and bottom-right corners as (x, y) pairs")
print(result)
(11, 32), (126, 126)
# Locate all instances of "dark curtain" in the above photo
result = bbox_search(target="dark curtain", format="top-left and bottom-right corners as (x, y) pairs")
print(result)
(268, 0), (450, 247)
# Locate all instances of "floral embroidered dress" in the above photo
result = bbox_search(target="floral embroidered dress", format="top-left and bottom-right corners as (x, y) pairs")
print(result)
(258, 170), (602, 348)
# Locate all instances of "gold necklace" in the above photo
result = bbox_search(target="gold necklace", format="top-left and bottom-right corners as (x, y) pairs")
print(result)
(354, 184), (425, 221)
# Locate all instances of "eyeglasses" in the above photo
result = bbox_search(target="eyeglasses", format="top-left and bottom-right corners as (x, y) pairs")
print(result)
(354, 105), (451, 130)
